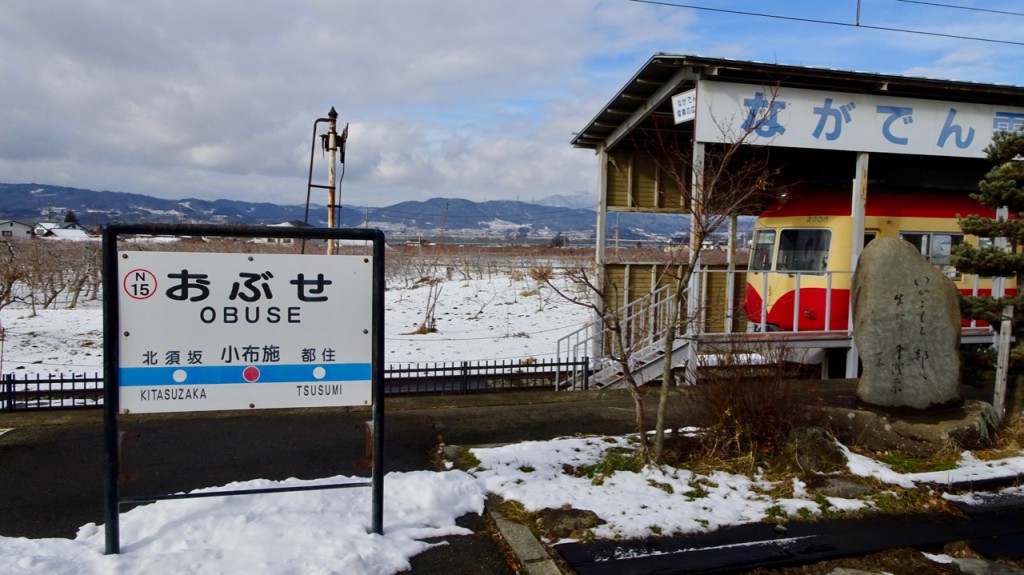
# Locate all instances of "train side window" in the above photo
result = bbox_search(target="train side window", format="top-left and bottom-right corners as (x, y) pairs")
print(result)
(750, 229), (776, 271)
(778, 229), (831, 273)
(900, 232), (964, 279)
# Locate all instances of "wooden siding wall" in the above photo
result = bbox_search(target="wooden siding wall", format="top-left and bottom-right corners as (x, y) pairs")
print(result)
(605, 151), (689, 212)
(603, 262), (748, 333)
(606, 151), (632, 208)
(603, 263), (681, 309)
(700, 267), (749, 333)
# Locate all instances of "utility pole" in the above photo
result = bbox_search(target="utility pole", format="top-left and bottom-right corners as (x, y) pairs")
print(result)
(326, 107), (339, 255)
(304, 107), (348, 255)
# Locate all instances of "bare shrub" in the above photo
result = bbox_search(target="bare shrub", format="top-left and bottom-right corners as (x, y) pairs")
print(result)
(680, 341), (815, 469)
(0, 240), (28, 311)
(527, 264), (553, 284)
(409, 277), (443, 334)
(527, 264), (553, 311)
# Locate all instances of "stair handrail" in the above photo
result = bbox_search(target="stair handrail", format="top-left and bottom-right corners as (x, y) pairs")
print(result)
(556, 278), (690, 389)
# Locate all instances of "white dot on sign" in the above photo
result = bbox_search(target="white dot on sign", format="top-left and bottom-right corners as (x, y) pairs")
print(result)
(313, 366), (327, 380)
(173, 369), (187, 383)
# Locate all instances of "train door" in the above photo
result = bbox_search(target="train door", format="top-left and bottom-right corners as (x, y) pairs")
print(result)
(750, 229), (776, 273)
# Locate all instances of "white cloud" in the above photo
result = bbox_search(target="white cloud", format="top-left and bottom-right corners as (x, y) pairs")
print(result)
(0, 1), (1018, 206)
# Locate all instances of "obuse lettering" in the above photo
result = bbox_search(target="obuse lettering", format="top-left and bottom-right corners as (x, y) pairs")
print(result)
(199, 306), (301, 324)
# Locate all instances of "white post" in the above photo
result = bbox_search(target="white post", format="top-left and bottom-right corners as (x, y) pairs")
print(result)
(846, 152), (869, 378)
(993, 304), (1013, 422)
(993, 207), (1009, 299)
(593, 147), (610, 363)
(992, 206), (1011, 422)
(726, 215), (737, 333)
(688, 142), (705, 338)
(689, 142), (705, 258)
(849, 152), (869, 279)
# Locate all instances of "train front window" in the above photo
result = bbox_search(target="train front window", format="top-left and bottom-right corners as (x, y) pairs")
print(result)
(750, 229), (776, 271)
(778, 229), (831, 273)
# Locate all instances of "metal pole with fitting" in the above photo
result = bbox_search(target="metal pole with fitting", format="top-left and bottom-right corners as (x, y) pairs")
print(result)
(326, 108), (338, 254)
(303, 107), (348, 254)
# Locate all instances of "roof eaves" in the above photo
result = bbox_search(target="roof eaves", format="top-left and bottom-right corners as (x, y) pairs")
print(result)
(572, 53), (1024, 150)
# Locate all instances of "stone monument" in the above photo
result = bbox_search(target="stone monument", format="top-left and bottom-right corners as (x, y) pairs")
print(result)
(852, 238), (961, 409)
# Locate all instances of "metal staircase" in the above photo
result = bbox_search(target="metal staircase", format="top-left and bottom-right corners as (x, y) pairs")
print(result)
(556, 283), (695, 390)
(587, 336), (692, 390)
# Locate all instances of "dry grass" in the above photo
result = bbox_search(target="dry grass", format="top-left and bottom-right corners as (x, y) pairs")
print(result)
(974, 413), (1024, 461)
(675, 341), (819, 470)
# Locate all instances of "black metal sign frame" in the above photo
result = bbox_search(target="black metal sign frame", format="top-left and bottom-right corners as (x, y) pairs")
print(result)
(102, 223), (386, 555)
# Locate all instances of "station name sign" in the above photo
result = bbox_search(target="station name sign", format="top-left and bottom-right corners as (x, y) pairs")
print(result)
(692, 79), (1024, 158)
(117, 251), (372, 413)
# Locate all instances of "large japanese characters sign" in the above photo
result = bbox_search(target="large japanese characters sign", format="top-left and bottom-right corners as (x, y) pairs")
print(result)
(693, 79), (1024, 158)
(117, 251), (372, 413)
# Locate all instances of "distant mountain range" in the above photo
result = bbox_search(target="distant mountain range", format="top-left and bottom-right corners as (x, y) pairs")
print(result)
(533, 192), (596, 210)
(0, 183), (696, 241)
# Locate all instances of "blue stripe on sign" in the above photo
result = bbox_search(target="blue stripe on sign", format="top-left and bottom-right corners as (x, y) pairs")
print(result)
(119, 363), (372, 387)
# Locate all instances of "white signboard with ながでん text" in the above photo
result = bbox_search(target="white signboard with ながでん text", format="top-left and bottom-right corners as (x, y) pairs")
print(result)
(693, 79), (1024, 158)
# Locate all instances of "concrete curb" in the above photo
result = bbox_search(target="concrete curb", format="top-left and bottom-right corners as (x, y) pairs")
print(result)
(486, 496), (563, 575)
(442, 444), (565, 574)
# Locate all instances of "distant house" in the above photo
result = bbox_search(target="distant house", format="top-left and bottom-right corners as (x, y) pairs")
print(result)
(34, 222), (62, 235)
(34, 222), (94, 241)
(62, 221), (91, 233)
(252, 221), (314, 245)
(0, 220), (34, 240)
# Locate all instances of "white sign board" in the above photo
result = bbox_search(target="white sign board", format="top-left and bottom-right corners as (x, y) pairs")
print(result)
(694, 79), (1024, 158)
(671, 88), (697, 124)
(117, 251), (372, 414)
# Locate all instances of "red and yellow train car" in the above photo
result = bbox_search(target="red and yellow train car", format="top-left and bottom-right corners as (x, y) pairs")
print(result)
(743, 186), (1011, 331)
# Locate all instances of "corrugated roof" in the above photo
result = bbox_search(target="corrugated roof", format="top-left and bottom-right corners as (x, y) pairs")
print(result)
(572, 53), (1024, 150)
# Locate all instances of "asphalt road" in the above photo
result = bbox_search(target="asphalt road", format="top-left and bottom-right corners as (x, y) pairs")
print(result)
(0, 391), (651, 573)
(9, 387), (1020, 574)
(559, 499), (1024, 574)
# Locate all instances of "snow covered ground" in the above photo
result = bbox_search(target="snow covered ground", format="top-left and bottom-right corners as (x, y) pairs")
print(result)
(0, 273), (593, 376)
(3, 272), (1024, 574)
(4, 430), (1024, 574)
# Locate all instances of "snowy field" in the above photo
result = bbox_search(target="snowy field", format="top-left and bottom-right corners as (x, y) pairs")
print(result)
(4, 269), (1024, 573)
(0, 273), (593, 377)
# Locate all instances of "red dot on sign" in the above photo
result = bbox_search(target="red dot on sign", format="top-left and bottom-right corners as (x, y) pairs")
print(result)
(242, 366), (261, 382)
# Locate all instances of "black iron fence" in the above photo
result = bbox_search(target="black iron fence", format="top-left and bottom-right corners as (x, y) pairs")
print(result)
(2, 372), (105, 411)
(384, 357), (589, 395)
(2, 358), (590, 412)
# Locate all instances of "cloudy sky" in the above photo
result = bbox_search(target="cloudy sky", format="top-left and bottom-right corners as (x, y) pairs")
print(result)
(1, 1), (1021, 207)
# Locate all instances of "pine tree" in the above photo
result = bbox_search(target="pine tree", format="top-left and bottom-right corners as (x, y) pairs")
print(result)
(952, 130), (1024, 408)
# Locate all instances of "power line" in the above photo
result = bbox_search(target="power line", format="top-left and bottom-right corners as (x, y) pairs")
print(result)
(627, 0), (1024, 47)
(894, 0), (1024, 18)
